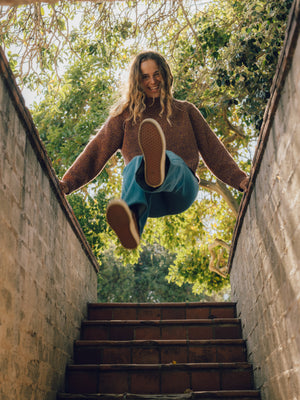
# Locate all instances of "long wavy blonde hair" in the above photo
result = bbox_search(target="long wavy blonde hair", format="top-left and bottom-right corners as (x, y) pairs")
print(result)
(110, 51), (174, 124)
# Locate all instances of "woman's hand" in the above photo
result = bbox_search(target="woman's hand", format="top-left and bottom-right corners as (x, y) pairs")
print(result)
(239, 176), (250, 193)
(59, 180), (70, 195)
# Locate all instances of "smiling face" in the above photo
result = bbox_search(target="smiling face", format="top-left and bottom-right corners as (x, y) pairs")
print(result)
(140, 59), (162, 98)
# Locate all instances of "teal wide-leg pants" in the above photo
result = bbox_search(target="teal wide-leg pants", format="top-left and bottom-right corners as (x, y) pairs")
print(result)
(121, 150), (199, 235)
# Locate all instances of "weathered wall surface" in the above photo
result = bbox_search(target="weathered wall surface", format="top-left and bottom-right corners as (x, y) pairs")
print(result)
(0, 49), (98, 400)
(229, 2), (300, 400)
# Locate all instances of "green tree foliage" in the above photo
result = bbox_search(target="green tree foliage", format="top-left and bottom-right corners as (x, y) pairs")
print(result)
(0, 0), (292, 298)
(98, 244), (225, 302)
(170, 0), (293, 133)
(33, 38), (118, 177)
(0, 2), (78, 85)
(68, 190), (110, 258)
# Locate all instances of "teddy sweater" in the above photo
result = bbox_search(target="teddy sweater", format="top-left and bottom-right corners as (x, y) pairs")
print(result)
(62, 97), (247, 194)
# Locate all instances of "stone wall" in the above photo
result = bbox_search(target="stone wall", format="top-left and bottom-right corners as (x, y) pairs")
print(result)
(229, 2), (300, 399)
(0, 48), (99, 400)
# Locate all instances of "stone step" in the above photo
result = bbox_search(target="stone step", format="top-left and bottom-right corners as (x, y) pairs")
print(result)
(88, 302), (237, 321)
(81, 319), (242, 341)
(58, 303), (260, 399)
(65, 362), (254, 394)
(74, 339), (247, 364)
(57, 390), (261, 399)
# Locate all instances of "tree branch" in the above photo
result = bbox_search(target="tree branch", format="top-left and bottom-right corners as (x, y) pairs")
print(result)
(222, 106), (246, 139)
(208, 239), (230, 278)
(179, 1), (204, 62)
(199, 178), (239, 217)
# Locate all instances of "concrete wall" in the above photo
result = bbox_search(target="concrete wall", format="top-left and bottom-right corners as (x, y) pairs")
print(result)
(0, 49), (98, 399)
(229, 2), (300, 399)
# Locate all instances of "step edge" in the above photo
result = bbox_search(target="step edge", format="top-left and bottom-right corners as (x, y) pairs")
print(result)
(82, 318), (240, 325)
(74, 339), (246, 346)
(66, 362), (253, 370)
(58, 390), (261, 399)
(88, 302), (237, 308)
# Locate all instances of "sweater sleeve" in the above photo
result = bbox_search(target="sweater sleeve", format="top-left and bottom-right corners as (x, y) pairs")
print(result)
(61, 114), (124, 194)
(187, 102), (247, 191)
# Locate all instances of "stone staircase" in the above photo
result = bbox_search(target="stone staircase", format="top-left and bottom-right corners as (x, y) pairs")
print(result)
(57, 302), (260, 400)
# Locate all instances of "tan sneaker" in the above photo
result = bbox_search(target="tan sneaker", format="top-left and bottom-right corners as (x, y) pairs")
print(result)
(106, 199), (140, 249)
(138, 118), (166, 188)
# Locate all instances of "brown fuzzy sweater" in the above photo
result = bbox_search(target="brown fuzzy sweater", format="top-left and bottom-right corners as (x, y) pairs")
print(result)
(62, 97), (247, 194)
